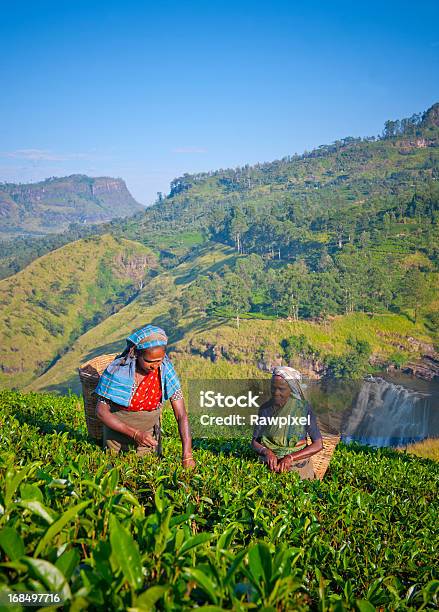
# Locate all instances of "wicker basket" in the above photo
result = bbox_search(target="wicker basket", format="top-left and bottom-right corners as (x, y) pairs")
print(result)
(78, 353), (118, 441)
(312, 433), (340, 480)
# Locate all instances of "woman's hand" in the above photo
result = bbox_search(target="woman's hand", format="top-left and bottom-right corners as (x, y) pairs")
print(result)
(277, 455), (293, 473)
(264, 449), (278, 472)
(182, 455), (196, 469)
(134, 430), (158, 448)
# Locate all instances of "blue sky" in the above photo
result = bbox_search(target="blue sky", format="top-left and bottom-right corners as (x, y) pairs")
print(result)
(0, 0), (438, 205)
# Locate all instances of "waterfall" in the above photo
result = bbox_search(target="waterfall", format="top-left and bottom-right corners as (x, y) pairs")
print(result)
(342, 377), (439, 447)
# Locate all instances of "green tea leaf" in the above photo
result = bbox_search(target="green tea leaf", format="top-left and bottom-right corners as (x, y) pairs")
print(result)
(34, 500), (91, 556)
(422, 580), (439, 603)
(178, 532), (213, 556)
(101, 468), (119, 495)
(130, 585), (169, 610)
(248, 542), (272, 586)
(119, 489), (141, 507)
(154, 485), (165, 513)
(22, 557), (72, 600)
(184, 567), (219, 604)
(19, 483), (43, 502)
(0, 527), (25, 560)
(154, 507), (173, 556)
(169, 512), (195, 528)
(17, 500), (57, 525)
(5, 464), (39, 507)
(217, 526), (237, 554)
(356, 600), (377, 612)
(0, 583), (22, 612)
(225, 549), (247, 585)
(55, 548), (80, 581)
(109, 515), (143, 590)
(0, 559), (28, 572)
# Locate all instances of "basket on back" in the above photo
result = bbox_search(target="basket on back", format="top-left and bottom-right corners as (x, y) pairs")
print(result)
(311, 432), (340, 480)
(78, 353), (117, 441)
(308, 411), (342, 480)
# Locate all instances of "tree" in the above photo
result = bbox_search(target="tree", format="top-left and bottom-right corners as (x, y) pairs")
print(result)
(235, 254), (265, 291)
(317, 248), (334, 272)
(270, 261), (310, 320)
(396, 269), (432, 322)
(228, 209), (248, 254)
(281, 334), (319, 363)
(221, 272), (251, 328)
(336, 247), (365, 313)
(305, 272), (343, 318)
(383, 120), (399, 139)
(325, 337), (371, 379)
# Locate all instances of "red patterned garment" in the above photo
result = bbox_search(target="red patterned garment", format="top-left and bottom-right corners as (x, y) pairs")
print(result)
(127, 369), (162, 412)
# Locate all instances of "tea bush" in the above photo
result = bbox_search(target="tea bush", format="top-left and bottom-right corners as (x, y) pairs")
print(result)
(0, 390), (438, 611)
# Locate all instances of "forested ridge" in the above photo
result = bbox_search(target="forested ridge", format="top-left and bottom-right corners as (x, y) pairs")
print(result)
(138, 104), (439, 333)
(0, 103), (438, 389)
(0, 236), (159, 389)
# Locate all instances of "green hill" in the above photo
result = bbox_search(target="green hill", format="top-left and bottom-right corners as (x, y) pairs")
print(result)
(0, 174), (144, 239)
(1, 104), (438, 392)
(0, 234), (158, 389)
(112, 102), (439, 251)
(25, 243), (239, 394)
(24, 242), (434, 396)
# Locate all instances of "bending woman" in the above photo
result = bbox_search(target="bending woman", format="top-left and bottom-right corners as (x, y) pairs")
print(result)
(94, 325), (195, 469)
(252, 366), (323, 479)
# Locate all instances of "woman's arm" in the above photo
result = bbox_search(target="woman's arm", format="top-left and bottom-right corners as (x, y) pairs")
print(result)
(96, 399), (157, 447)
(252, 437), (278, 471)
(251, 402), (278, 471)
(169, 395), (196, 468)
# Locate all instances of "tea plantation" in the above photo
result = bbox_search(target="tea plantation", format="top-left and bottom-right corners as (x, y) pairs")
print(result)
(0, 391), (438, 611)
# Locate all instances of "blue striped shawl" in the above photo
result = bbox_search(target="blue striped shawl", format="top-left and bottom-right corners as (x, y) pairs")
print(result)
(94, 354), (181, 407)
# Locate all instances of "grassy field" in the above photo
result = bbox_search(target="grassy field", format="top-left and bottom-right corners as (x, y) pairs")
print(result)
(0, 389), (437, 610)
(405, 438), (439, 462)
(24, 243), (238, 395)
(0, 235), (157, 389)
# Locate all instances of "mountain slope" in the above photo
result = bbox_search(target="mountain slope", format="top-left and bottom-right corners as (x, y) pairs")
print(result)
(2, 103), (438, 392)
(25, 242), (434, 396)
(0, 174), (144, 238)
(0, 234), (158, 388)
(1, 103), (437, 276)
(25, 243), (239, 394)
(112, 102), (439, 247)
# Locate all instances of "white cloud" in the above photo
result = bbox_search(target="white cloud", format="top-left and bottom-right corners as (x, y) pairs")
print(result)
(171, 146), (208, 154)
(0, 149), (92, 161)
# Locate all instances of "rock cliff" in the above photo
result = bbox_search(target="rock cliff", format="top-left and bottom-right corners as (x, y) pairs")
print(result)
(0, 174), (144, 237)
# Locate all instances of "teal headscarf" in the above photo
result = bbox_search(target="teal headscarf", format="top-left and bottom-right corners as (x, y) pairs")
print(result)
(94, 325), (181, 407)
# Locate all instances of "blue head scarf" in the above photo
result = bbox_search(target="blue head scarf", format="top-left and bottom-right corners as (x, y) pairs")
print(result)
(94, 325), (181, 407)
